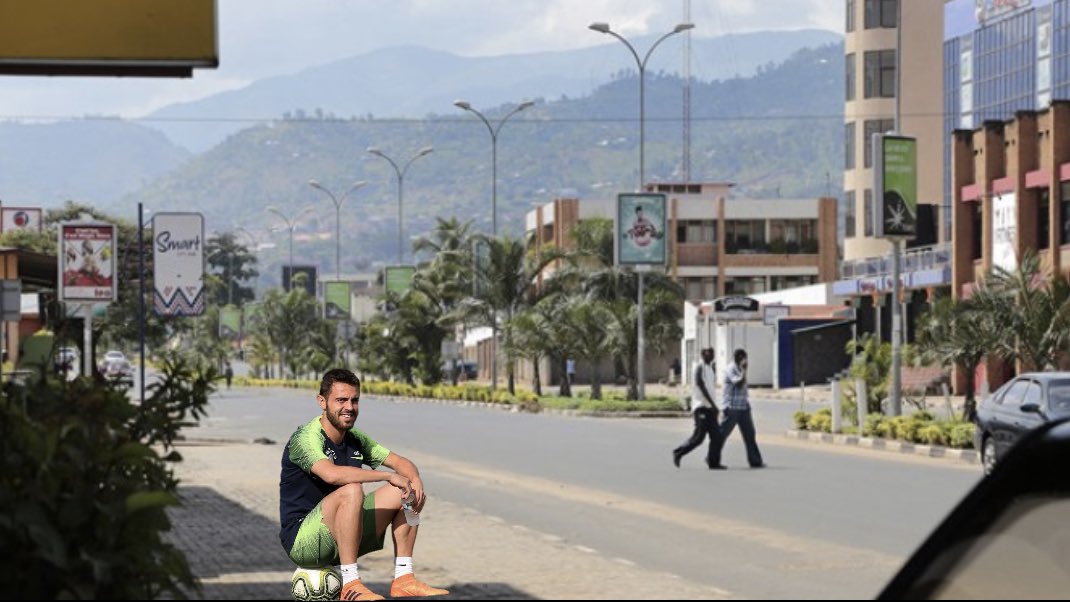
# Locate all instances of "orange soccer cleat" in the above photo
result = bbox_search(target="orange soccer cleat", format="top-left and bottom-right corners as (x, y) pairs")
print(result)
(339, 579), (385, 601)
(389, 574), (450, 597)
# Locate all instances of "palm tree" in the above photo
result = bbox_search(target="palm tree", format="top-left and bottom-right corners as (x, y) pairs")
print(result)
(916, 296), (991, 419)
(969, 250), (1070, 371)
(566, 217), (684, 400)
(457, 234), (561, 395)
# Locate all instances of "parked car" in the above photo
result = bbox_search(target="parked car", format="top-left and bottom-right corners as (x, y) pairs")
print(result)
(974, 372), (1070, 475)
(442, 360), (478, 381)
(98, 350), (126, 372)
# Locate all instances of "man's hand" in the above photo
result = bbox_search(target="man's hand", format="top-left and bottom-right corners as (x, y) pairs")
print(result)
(409, 475), (427, 512)
(388, 473), (412, 499)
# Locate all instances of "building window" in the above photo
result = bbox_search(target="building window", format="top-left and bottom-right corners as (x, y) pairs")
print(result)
(845, 191), (857, 238)
(864, 50), (896, 98)
(864, 189), (874, 237)
(725, 220), (767, 253)
(770, 275), (816, 290)
(769, 220), (817, 253)
(676, 220), (716, 243)
(724, 276), (767, 296)
(1038, 188), (1050, 250)
(845, 121), (856, 169)
(846, 0), (856, 32)
(846, 53), (856, 101)
(972, 202), (983, 260)
(864, 0), (897, 29)
(863, 118), (895, 167)
(684, 277), (716, 301)
(1061, 182), (1070, 246)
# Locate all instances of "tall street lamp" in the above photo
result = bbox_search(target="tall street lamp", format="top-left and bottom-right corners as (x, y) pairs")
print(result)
(453, 99), (534, 235)
(367, 146), (434, 265)
(590, 21), (693, 400)
(309, 179), (367, 280)
(266, 205), (312, 290)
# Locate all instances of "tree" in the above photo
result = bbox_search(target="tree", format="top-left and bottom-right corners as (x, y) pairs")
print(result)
(916, 296), (992, 419)
(969, 251), (1070, 372)
(205, 232), (258, 307)
(566, 217), (683, 400)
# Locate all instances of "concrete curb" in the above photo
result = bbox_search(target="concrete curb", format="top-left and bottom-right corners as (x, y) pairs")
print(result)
(784, 429), (980, 465)
(377, 394), (689, 418)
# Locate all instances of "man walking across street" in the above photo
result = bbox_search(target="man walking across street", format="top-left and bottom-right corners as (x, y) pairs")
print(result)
(279, 368), (449, 600)
(711, 349), (765, 469)
(672, 347), (726, 469)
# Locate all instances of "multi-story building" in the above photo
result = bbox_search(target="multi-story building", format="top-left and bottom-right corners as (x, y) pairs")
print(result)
(950, 103), (1070, 387)
(528, 183), (838, 304)
(843, 0), (945, 261)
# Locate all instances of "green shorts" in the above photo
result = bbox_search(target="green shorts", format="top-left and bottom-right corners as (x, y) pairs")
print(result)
(288, 493), (385, 568)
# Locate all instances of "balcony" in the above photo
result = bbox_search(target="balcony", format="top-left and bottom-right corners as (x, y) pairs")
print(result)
(676, 242), (717, 266)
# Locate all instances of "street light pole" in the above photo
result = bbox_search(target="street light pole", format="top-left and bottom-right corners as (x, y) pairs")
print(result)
(590, 21), (694, 400)
(266, 206), (312, 290)
(235, 226), (263, 300)
(367, 146), (434, 265)
(453, 100), (534, 236)
(309, 180), (367, 280)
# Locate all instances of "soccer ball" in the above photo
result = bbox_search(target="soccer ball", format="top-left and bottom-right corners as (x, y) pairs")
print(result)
(291, 566), (342, 601)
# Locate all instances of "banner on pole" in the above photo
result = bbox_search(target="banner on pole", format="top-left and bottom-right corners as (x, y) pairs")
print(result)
(324, 281), (351, 320)
(59, 222), (116, 302)
(616, 193), (667, 266)
(153, 212), (205, 316)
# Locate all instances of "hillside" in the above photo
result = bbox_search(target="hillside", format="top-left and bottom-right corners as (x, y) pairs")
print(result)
(0, 120), (190, 206)
(116, 43), (844, 285)
(146, 29), (840, 152)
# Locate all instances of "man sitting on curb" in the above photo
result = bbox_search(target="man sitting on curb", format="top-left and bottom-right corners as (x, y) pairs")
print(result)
(279, 368), (449, 600)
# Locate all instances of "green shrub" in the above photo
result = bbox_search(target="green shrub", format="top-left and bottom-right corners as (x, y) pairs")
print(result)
(863, 413), (885, 437)
(807, 408), (832, 433)
(917, 424), (947, 446)
(0, 356), (211, 598)
(793, 410), (811, 430)
(875, 418), (898, 439)
(893, 416), (923, 442)
(948, 422), (976, 449)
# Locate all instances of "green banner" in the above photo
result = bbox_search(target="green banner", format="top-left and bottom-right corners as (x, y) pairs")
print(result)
(324, 281), (351, 320)
(878, 135), (917, 238)
(242, 302), (261, 328)
(219, 305), (241, 340)
(385, 266), (416, 295)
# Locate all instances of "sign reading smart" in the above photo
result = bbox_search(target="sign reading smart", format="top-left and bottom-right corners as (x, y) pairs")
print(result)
(873, 134), (918, 239)
(153, 213), (205, 316)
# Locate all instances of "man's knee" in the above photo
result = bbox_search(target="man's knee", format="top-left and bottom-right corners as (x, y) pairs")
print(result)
(337, 482), (365, 502)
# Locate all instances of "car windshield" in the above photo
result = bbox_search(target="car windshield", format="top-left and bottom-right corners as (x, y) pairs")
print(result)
(1047, 380), (1070, 416)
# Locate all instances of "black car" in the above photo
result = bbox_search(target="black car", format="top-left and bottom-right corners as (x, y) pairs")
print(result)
(974, 372), (1070, 475)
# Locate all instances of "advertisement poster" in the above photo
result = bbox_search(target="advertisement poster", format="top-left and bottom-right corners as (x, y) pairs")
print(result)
(874, 134), (917, 239)
(1, 207), (42, 233)
(219, 305), (242, 340)
(616, 193), (667, 266)
(59, 222), (116, 302)
(385, 266), (416, 295)
(993, 192), (1017, 271)
(153, 212), (205, 316)
(283, 265), (317, 297)
(324, 281), (351, 320)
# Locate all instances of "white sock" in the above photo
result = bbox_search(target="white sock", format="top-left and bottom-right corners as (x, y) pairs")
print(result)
(340, 563), (360, 585)
(394, 556), (414, 579)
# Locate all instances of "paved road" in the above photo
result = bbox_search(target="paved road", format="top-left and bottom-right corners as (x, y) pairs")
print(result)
(177, 386), (982, 599)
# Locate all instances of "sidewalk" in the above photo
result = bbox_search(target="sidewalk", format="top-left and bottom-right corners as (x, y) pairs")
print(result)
(166, 441), (730, 600)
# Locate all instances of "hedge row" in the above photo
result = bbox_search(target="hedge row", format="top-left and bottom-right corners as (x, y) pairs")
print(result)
(794, 408), (975, 449)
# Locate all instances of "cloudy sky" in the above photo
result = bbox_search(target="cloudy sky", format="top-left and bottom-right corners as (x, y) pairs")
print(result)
(0, 0), (842, 119)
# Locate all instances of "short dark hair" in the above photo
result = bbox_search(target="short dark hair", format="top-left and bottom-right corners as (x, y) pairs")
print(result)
(734, 349), (747, 363)
(320, 368), (360, 398)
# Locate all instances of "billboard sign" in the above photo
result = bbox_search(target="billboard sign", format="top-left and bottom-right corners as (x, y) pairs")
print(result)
(1, 207), (42, 233)
(283, 265), (317, 297)
(324, 281), (351, 320)
(385, 266), (416, 295)
(873, 134), (918, 239)
(616, 193), (667, 266)
(152, 212), (205, 316)
(59, 222), (116, 302)
(219, 305), (241, 340)
(993, 192), (1017, 271)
